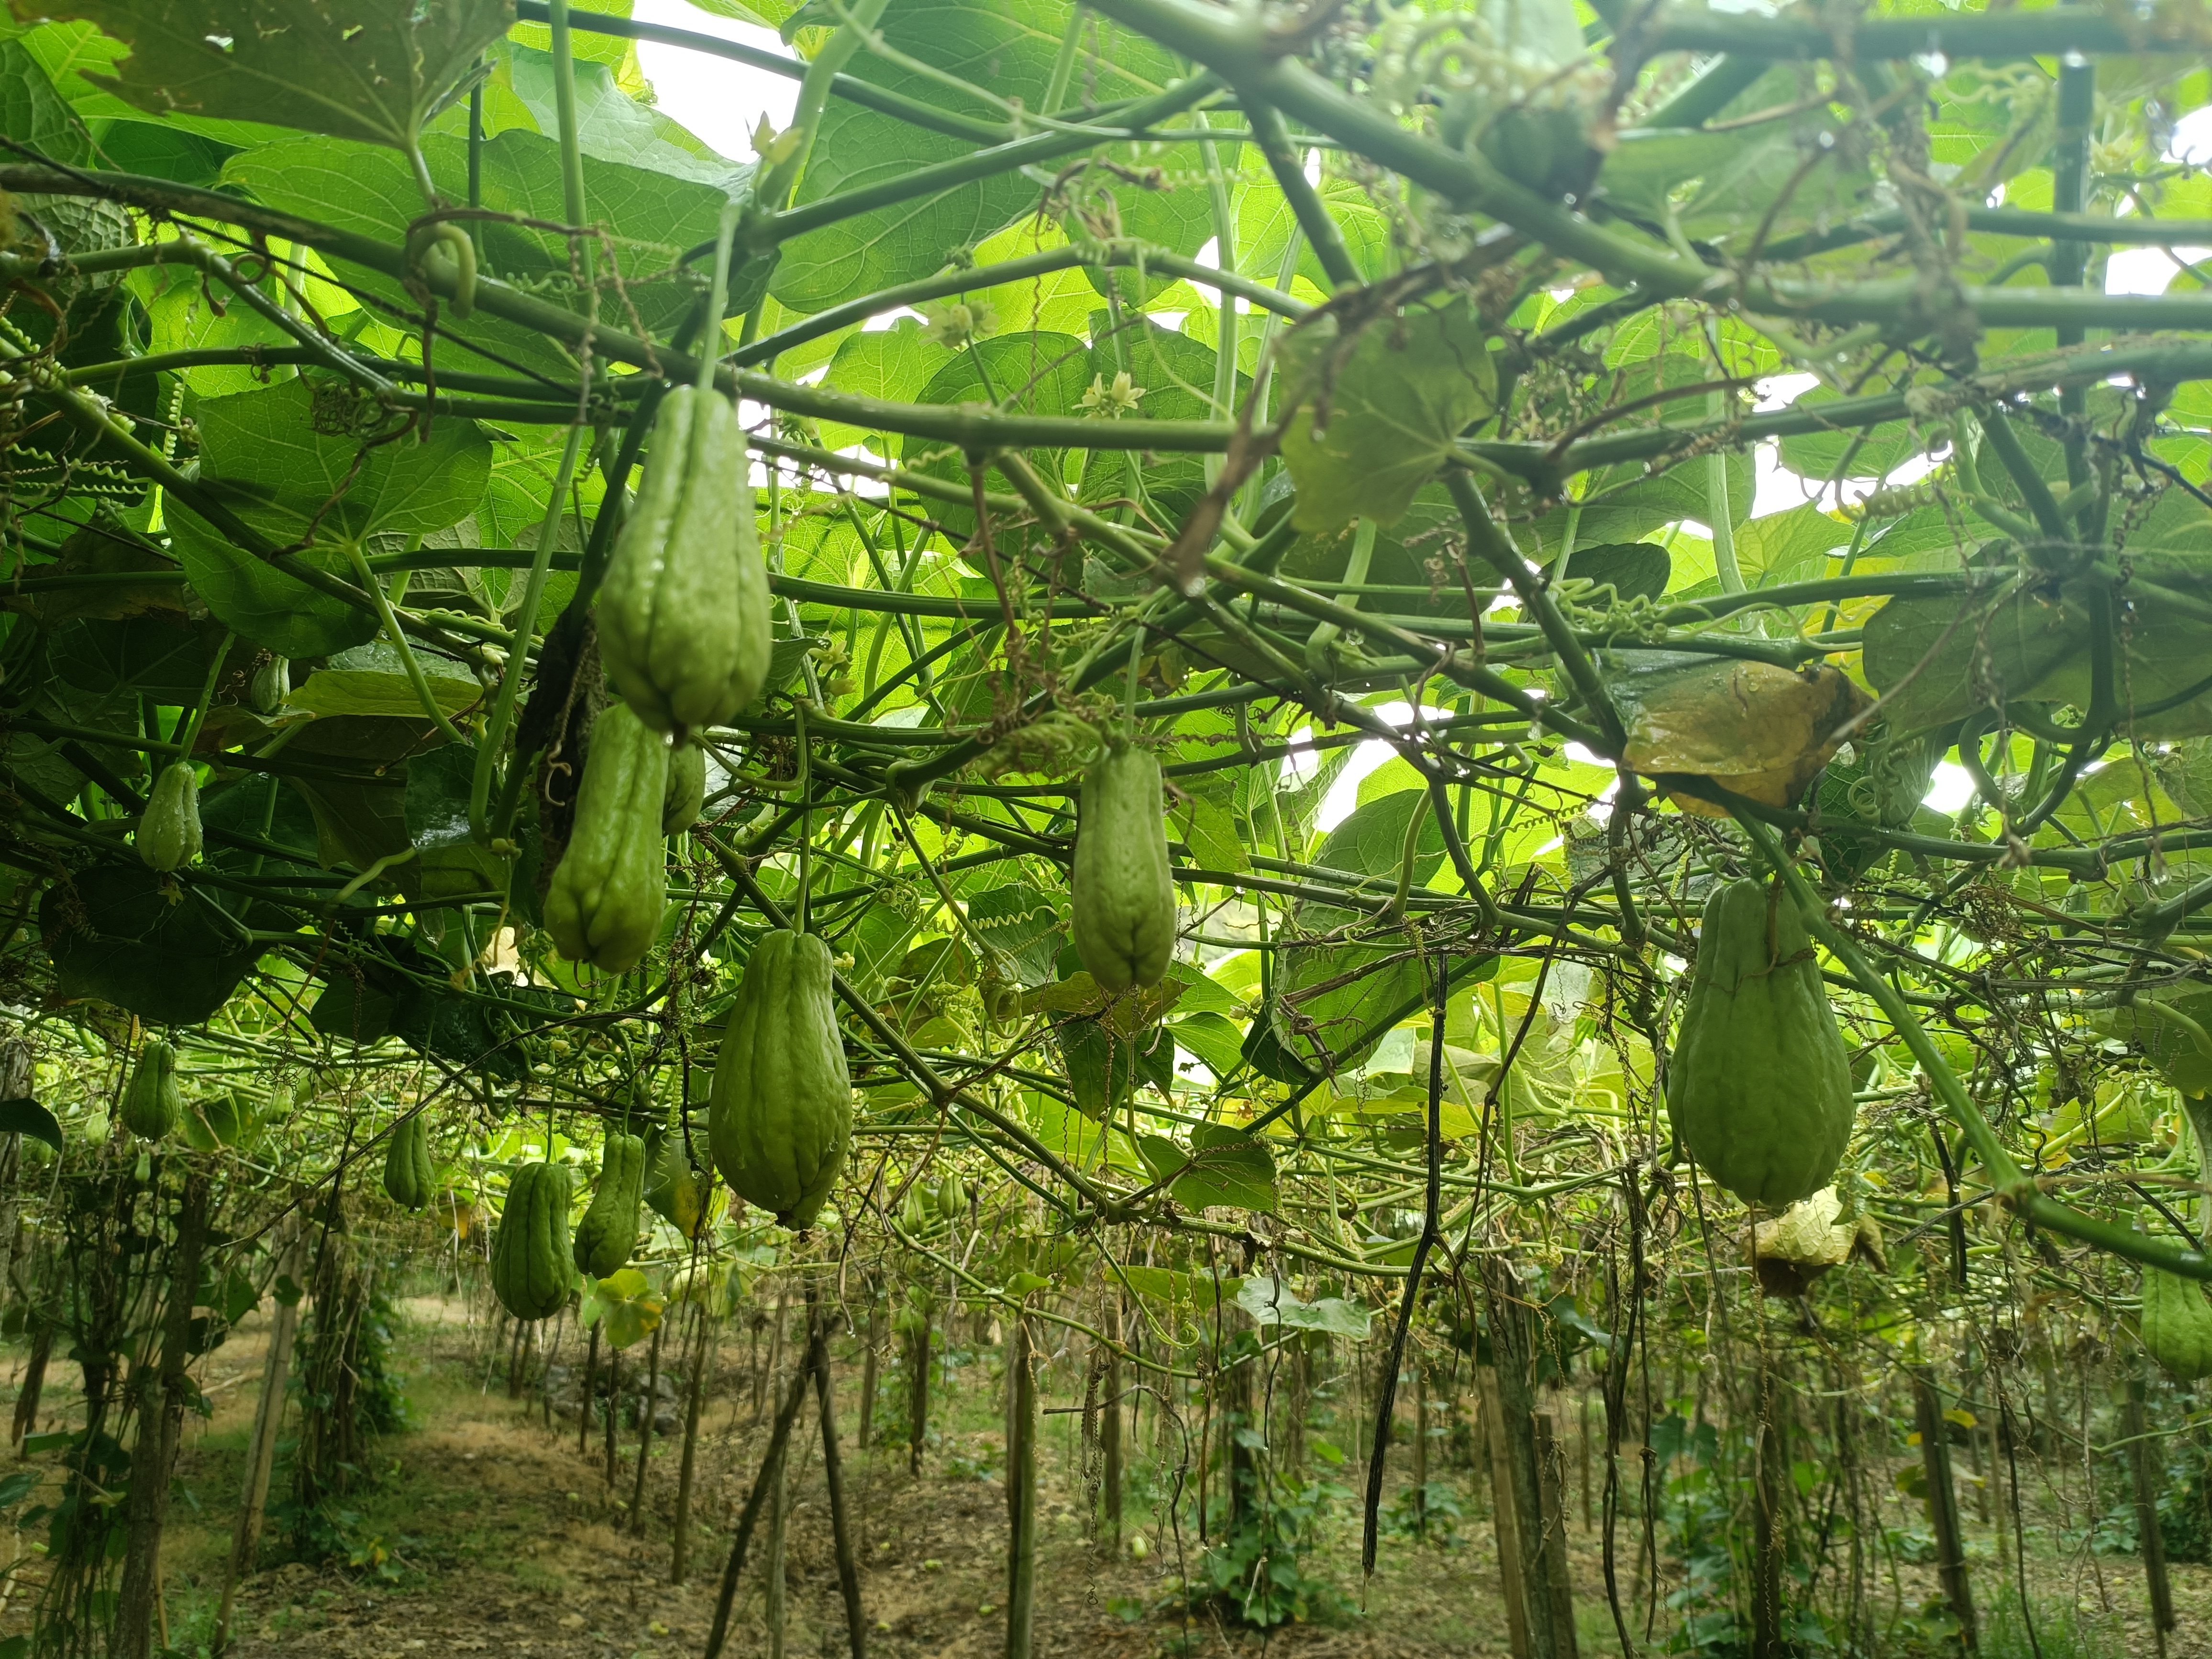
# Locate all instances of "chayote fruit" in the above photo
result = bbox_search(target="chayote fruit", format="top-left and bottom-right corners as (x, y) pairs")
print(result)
(1071, 741), (1176, 992)
(2143, 1261), (2212, 1380)
(121, 1039), (182, 1140)
(490, 1161), (576, 1321)
(138, 762), (203, 873)
(596, 384), (772, 736)
(544, 702), (670, 973)
(1668, 878), (1854, 1211)
(663, 741), (707, 835)
(708, 929), (852, 1230)
(573, 1131), (646, 1278)
(383, 1114), (435, 1210)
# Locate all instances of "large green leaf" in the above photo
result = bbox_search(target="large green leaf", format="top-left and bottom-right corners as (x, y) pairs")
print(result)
(0, 37), (94, 165)
(22, 0), (510, 152)
(898, 332), (1094, 541)
(1273, 789), (1444, 1075)
(226, 127), (737, 377)
(770, 0), (1180, 314)
(1079, 316), (1239, 531)
(1279, 299), (1496, 534)
(168, 379), (489, 656)
(40, 864), (260, 1023)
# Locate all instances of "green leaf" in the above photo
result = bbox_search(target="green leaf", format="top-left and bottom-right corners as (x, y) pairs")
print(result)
(0, 1097), (64, 1155)
(768, 0), (1179, 314)
(1551, 541), (1671, 601)
(1079, 317), (1238, 530)
(500, 44), (743, 188)
(1167, 1011), (1244, 1081)
(289, 642), (481, 720)
(1167, 1123), (1277, 1214)
(39, 865), (260, 1024)
(1279, 299), (1496, 534)
(48, 615), (243, 702)
(1236, 1275), (1369, 1338)
(1272, 790), (1443, 1074)
(817, 318), (939, 452)
(582, 1266), (664, 1350)
(0, 37), (93, 165)
(33, 0), (509, 152)
(169, 379), (490, 657)
(898, 333), (1094, 541)
(966, 884), (1062, 987)
(1173, 793), (1249, 874)
(402, 742), (481, 852)
(226, 129), (740, 378)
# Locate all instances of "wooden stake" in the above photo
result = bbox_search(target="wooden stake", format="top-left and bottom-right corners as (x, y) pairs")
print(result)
(672, 1306), (712, 1584)
(812, 1312), (867, 1659)
(629, 1318), (665, 1535)
(2123, 1375), (2176, 1657)
(1911, 1366), (1978, 1652)
(214, 1239), (303, 1652)
(1004, 1309), (1038, 1659)
(1479, 1365), (1532, 1659)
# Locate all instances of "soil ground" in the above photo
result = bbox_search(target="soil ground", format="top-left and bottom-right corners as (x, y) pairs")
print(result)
(0, 1295), (2201, 1658)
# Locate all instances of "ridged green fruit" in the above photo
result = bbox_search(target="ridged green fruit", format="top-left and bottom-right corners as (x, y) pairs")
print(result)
(936, 1173), (966, 1220)
(1668, 878), (1854, 1210)
(490, 1162), (576, 1321)
(899, 1182), (931, 1235)
(573, 1132), (646, 1277)
(138, 763), (202, 873)
(709, 930), (852, 1229)
(663, 741), (707, 835)
(383, 1115), (435, 1210)
(1071, 742), (1176, 992)
(596, 384), (772, 735)
(642, 1128), (720, 1240)
(544, 702), (670, 973)
(121, 1039), (181, 1140)
(2143, 1265), (2212, 1380)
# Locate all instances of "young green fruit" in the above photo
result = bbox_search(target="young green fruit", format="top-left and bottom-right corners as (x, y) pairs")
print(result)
(1071, 742), (1176, 992)
(138, 762), (202, 873)
(121, 1039), (182, 1140)
(248, 655), (288, 716)
(383, 1114), (436, 1210)
(935, 1173), (966, 1220)
(2142, 1264), (2212, 1380)
(544, 702), (670, 973)
(709, 929), (852, 1229)
(1668, 878), (1854, 1210)
(490, 1161), (577, 1321)
(573, 1131), (646, 1278)
(663, 741), (708, 835)
(596, 384), (772, 736)
(899, 1182), (931, 1236)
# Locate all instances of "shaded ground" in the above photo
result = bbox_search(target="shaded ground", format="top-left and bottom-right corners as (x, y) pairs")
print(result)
(0, 1298), (2202, 1657)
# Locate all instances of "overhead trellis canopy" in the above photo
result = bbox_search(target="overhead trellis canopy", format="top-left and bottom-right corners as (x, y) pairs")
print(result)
(4, 0), (2212, 1324)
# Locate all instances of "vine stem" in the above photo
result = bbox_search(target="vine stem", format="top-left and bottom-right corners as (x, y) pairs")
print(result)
(1729, 808), (2212, 1281)
(547, 0), (596, 292)
(471, 424), (588, 843)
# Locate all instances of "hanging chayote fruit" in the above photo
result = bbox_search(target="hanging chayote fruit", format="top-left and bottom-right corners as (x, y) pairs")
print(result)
(1668, 878), (1855, 1210)
(137, 763), (203, 873)
(543, 702), (670, 973)
(1071, 741), (1176, 992)
(595, 383), (771, 736)
(708, 929), (852, 1229)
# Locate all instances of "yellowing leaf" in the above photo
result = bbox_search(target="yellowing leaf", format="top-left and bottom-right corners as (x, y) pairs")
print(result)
(1615, 658), (1868, 814)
